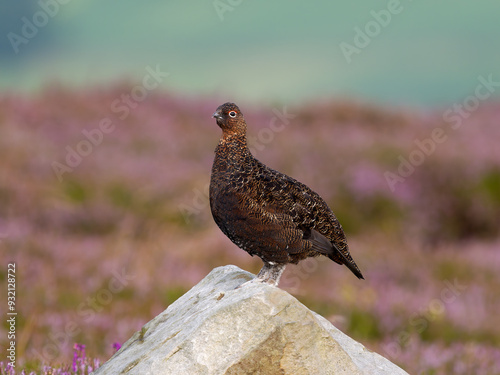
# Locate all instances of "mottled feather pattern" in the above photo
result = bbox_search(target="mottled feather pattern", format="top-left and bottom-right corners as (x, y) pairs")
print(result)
(210, 102), (363, 283)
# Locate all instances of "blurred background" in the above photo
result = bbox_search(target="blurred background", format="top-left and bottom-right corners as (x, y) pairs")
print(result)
(1, 1), (499, 374)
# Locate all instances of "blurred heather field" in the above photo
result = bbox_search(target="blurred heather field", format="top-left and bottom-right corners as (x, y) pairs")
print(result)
(0, 86), (499, 374)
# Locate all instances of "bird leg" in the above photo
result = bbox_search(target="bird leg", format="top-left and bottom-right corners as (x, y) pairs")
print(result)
(256, 262), (286, 286)
(236, 262), (287, 289)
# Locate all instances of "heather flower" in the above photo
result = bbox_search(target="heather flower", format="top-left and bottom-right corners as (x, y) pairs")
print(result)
(1, 87), (499, 375)
(112, 342), (121, 352)
(72, 343), (86, 372)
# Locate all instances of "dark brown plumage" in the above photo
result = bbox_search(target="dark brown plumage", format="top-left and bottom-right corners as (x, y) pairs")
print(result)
(210, 102), (364, 286)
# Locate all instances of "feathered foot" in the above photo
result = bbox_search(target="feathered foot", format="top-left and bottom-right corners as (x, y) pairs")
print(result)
(236, 262), (286, 289)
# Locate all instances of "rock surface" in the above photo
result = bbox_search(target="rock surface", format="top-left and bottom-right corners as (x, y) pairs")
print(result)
(93, 265), (409, 375)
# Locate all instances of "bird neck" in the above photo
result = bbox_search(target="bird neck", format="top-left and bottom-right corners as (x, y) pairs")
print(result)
(216, 132), (252, 163)
(220, 131), (248, 149)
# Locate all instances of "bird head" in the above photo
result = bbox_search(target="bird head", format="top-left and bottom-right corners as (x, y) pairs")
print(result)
(212, 102), (246, 136)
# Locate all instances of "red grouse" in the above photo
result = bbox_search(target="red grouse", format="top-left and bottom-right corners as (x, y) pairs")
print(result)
(210, 102), (363, 286)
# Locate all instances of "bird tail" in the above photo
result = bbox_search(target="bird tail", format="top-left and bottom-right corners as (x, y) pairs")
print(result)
(308, 228), (364, 279)
(342, 257), (364, 280)
(329, 244), (364, 280)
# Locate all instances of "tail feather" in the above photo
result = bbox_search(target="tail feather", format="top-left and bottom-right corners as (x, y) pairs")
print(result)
(308, 228), (364, 279)
(330, 243), (364, 280)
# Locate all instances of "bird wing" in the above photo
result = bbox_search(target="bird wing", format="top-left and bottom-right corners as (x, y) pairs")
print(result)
(212, 189), (306, 263)
(281, 178), (365, 279)
(212, 183), (364, 279)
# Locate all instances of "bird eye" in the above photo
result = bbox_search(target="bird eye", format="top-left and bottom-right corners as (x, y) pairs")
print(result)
(229, 111), (237, 118)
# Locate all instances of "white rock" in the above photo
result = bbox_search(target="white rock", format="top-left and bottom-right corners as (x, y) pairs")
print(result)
(93, 265), (409, 375)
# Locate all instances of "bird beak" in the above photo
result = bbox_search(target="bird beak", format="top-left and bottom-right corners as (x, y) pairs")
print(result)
(212, 111), (222, 120)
